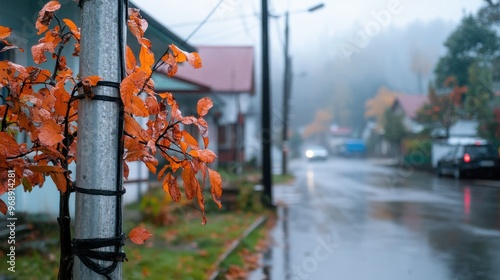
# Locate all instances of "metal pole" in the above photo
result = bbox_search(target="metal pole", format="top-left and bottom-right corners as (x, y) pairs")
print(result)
(75, 0), (124, 278)
(261, 0), (273, 206)
(281, 12), (289, 176)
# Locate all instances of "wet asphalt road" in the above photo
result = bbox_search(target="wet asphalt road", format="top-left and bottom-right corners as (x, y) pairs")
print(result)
(257, 158), (500, 280)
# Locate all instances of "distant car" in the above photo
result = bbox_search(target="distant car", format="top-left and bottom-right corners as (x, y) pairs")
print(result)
(436, 144), (500, 178)
(337, 139), (367, 158)
(305, 146), (328, 161)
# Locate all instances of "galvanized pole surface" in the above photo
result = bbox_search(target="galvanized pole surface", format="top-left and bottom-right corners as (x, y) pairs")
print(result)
(261, 0), (273, 206)
(75, 0), (124, 279)
(281, 12), (290, 176)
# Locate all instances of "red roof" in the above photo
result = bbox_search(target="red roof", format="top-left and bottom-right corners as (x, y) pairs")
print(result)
(166, 46), (254, 94)
(394, 95), (428, 119)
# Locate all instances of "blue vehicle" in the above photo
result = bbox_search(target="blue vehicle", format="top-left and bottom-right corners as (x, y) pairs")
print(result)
(338, 139), (366, 158)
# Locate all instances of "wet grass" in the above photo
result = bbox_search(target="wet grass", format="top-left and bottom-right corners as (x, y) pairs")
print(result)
(0, 210), (266, 280)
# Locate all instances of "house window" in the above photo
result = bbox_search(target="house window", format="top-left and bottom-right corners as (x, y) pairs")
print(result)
(218, 125), (233, 149)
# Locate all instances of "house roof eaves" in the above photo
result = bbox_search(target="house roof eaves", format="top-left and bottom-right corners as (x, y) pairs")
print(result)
(129, 2), (196, 53)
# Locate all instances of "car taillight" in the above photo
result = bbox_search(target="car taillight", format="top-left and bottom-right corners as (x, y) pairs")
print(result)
(464, 153), (471, 163)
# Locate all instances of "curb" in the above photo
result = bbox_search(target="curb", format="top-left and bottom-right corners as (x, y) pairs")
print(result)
(208, 215), (268, 280)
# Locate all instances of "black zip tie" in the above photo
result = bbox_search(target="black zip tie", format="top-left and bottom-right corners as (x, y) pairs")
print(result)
(72, 186), (126, 196)
(72, 235), (127, 279)
(72, 81), (122, 102)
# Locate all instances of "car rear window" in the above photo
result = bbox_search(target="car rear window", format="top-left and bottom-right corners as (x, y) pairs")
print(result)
(465, 145), (498, 158)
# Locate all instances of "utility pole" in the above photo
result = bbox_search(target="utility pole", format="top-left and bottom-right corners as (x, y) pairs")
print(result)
(261, 0), (273, 206)
(75, 0), (125, 278)
(281, 12), (290, 176)
(280, 4), (324, 176)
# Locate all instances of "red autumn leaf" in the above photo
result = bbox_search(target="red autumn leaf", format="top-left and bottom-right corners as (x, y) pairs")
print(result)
(36, 1), (61, 35)
(38, 119), (64, 147)
(0, 26), (11, 40)
(197, 97), (213, 117)
(208, 168), (223, 209)
(129, 227), (152, 245)
(0, 199), (7, 215)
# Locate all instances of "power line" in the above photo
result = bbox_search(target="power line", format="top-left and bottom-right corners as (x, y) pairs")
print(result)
(184, 0), (225, 42)
(171, 13), (259, 28)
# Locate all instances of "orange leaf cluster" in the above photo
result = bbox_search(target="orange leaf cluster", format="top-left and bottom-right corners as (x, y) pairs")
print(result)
(121, 9), (220, 223)
(0, 1), (84, 207)
(1, 2), (221, 228)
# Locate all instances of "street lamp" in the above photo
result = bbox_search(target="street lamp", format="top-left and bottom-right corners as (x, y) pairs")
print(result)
(281, 3), (324, 175)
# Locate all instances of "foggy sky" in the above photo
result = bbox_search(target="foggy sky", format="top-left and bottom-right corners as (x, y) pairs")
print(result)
(135, 0), (486, 130)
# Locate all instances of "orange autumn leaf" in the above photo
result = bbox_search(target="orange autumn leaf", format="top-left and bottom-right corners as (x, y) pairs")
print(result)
(189, 149), (217, 163)
(0, 26), (11, 40)
(127, 9), (148, 43)
(182, 130), (199, 149)
(129, 227), (152, 245)
(124, 114), (150, 142)
(125, 45), (137, 73)
(197, 117), (209, 137)
(62, 18), (80, 40)
(208, 168), (222, 209)
(203, 137), (209, 149)
(142, 155), (158, 174)
(197, 97), (213, 117)
(162, 173), (181, 202)
(28, 165), (66, 174)
(139, 45), (154, 75)
(31, 42), (51, 64)
(50, 172), (67, 192)
(197, 184), (207, 225)
(0, 39), (24, 53)
(0, 132), (22, 159)
(181, 164), (198, 200)
(36, 1), (61, 35)
(82, 75), (101, 87)
(169, 44), (202, 69)
(38, 119), (64, 147)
